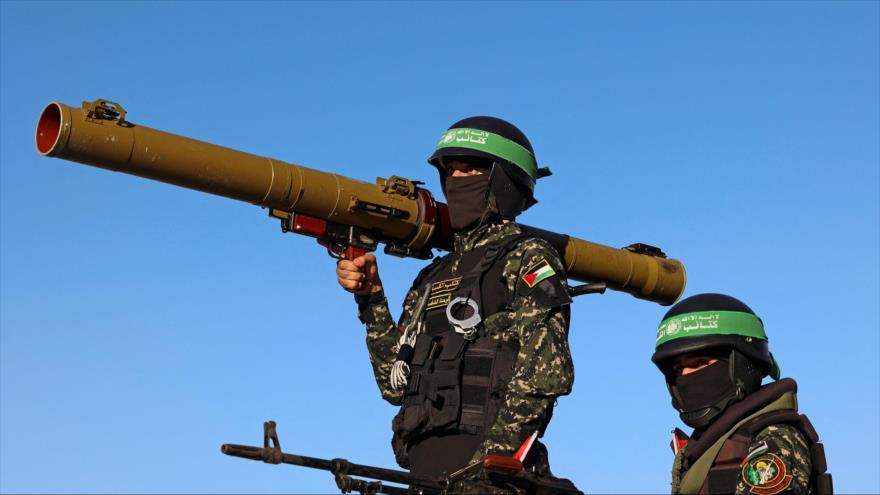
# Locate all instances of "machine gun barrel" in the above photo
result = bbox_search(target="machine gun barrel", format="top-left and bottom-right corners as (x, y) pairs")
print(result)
(222, 421), (583, 495)
(220, 443), (442, 489)
(36, 98), (686, 305)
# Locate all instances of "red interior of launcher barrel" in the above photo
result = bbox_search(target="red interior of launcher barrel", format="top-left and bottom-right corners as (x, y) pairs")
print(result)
(36, 103), (62, 155)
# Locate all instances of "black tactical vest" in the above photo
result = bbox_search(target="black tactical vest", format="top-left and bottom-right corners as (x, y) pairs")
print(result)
(673, 379), (833, 495)
(391, 234), (551, 478)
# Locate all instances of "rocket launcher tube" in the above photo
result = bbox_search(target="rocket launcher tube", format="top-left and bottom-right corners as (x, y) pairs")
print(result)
(36, 99), (686, 305)
(35, 100), (433, 251)
(520, 226), (687, 306)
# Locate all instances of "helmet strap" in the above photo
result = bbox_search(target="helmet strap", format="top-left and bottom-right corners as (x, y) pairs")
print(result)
(487, 162), (530, 219)
(730, 348), (764, 396)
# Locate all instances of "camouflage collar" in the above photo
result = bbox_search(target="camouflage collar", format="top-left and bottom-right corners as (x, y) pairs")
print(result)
(453, 220), (521, 252)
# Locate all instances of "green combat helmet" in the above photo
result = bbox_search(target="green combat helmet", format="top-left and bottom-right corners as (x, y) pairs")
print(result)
(652, 293), (781, 429)
(428, 116), (552, 219)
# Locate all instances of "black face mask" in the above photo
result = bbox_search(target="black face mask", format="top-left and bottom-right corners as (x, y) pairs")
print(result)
(444, 174), (491, 232)
(670, 357), (742, 429)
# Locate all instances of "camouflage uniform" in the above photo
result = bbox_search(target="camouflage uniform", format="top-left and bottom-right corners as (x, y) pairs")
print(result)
(357, 221), (573, 464)
(735, 425), (812, 495)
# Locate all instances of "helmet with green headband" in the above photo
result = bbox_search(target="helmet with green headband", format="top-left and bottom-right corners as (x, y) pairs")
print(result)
(652, 293), (781, 429)
(427, 116), (551, 220)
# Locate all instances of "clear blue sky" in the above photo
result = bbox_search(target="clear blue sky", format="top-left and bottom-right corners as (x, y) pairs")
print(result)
(1, 1), (878, 493)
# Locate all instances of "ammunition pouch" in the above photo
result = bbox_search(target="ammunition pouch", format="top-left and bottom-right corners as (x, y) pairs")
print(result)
(391, 332), (520, 469)
(399, 333), (468, 436)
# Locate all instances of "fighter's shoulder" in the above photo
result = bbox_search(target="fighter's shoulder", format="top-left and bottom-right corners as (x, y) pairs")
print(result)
(409, 254), (449, 290)
(737, 423), (812, 495)
(753, 423), (811, 454)
(501, 234), (565, 274)
(501, 235), (571, 307)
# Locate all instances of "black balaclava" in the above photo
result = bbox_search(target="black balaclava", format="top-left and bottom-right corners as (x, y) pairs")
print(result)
(444, 173), (491, 232)
(672, 357), (738, 429)
(668, 350), (764, 429)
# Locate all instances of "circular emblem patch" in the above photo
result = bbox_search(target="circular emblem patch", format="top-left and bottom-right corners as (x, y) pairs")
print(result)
(740, 452), (793, 495)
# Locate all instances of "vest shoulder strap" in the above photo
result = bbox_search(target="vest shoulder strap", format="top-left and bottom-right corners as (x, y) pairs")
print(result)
(457, 233), (534, 309)
(410, 255), (449, 292)
(472, 232), (533, 276)
(411, 232), (532, 291)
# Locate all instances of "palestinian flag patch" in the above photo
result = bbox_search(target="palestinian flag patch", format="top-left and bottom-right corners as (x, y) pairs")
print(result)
(522, 259), (556, 288)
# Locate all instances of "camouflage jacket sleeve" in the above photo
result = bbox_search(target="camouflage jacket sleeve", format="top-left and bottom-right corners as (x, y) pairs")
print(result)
(471, 237), (575, 462)
(357, 288), (418, 406)
(735, 424), (812, 495)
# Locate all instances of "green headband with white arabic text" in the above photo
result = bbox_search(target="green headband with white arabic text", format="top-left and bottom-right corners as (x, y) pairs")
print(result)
(434, 128), (551, 180)
(656, 310), (781, 380)
(655, 310), (768, 348)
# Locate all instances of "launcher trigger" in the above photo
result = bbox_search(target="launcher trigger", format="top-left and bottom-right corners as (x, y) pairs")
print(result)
(320, 240), (366, 260)
(344, 246), (367, 260)
(317, 239), (340, 259)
